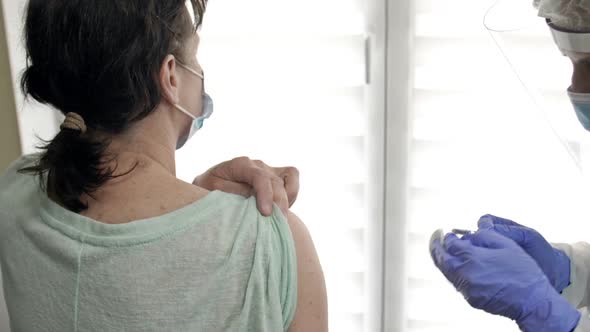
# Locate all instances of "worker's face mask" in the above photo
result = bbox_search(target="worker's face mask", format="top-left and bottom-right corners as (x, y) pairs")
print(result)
(174, 61), (214, 149)
(568, 91), (590, 131)
(546, 19), (590, 132)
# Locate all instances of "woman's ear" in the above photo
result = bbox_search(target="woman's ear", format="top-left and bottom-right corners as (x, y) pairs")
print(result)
(160, 54), (181, 105)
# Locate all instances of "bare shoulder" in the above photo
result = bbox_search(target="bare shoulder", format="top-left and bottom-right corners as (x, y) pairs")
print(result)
(81, 169), (209, 224)
(285, 211), (329, 332)
(284, 211), (311, 240)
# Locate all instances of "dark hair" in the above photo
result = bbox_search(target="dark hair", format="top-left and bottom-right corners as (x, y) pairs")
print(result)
(18, 0), (206, 213)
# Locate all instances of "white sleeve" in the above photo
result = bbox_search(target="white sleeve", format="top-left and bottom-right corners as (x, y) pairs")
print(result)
(574, 308), (590, 332)
(553, 242), (590, 309)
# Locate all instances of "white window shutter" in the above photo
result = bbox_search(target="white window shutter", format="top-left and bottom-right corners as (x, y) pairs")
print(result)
(176, 1), (381, 331)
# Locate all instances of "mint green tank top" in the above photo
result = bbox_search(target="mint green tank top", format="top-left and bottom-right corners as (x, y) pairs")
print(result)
(0, 155), (297, 332)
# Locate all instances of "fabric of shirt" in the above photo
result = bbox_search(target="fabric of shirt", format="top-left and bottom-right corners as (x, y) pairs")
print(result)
(0, 154), (297, 332)
(553, 242), (590, 332)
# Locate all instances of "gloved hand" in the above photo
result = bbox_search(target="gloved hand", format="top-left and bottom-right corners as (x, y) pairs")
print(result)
(430, 229), (580, 332)
(478, 214), (571, 293)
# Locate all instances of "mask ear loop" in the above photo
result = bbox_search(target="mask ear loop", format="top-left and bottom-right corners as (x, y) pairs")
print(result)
(174, 59), (207, 120)
(177, 61), (204, 80)
(174, 103), (197, 119)
(176, 59), (206, 100)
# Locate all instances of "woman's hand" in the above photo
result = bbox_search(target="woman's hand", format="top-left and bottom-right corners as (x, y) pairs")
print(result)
(192, 157), (299, 216)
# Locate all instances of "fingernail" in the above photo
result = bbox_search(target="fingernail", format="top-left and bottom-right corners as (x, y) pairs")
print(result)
(265, 205), (273, 216)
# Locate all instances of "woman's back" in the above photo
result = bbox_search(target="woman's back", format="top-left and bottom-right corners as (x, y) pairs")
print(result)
(76, 155), (210, 225)
(4, 0), (328, 330)
(0, 155), (297, 331)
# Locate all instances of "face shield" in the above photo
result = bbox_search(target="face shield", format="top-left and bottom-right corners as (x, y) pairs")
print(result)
(483, 0), (590, 182)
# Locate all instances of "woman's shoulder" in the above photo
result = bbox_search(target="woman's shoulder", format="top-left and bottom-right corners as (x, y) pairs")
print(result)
(1, 153), (41, 180)
(80, 172), (211, 224)
(0, 154), (41, 202)
(0, 154), (43, 239)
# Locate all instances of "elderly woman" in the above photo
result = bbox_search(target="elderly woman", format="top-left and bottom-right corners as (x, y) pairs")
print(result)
(0, 0), (327, 331)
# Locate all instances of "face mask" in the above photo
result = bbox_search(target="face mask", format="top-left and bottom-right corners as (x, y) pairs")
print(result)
(568, 90), (590, 131)
(174, 62), (214, 149)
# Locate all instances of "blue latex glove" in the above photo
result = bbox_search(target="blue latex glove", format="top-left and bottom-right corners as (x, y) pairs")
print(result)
(430, 229), (580, 332)
(478, 214), (572, 293)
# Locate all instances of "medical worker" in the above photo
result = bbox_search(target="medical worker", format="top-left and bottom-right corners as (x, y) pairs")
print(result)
(431, 0), (590, 331)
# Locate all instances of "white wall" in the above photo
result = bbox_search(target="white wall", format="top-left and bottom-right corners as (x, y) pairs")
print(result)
(2, 0), (60, 156)
(0, 1), (20, 171)
(0, 0), (60, 330)
(0, 0), (19, 330)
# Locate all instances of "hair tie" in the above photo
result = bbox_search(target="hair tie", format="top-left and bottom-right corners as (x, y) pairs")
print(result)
(60, 112), (87, 134)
